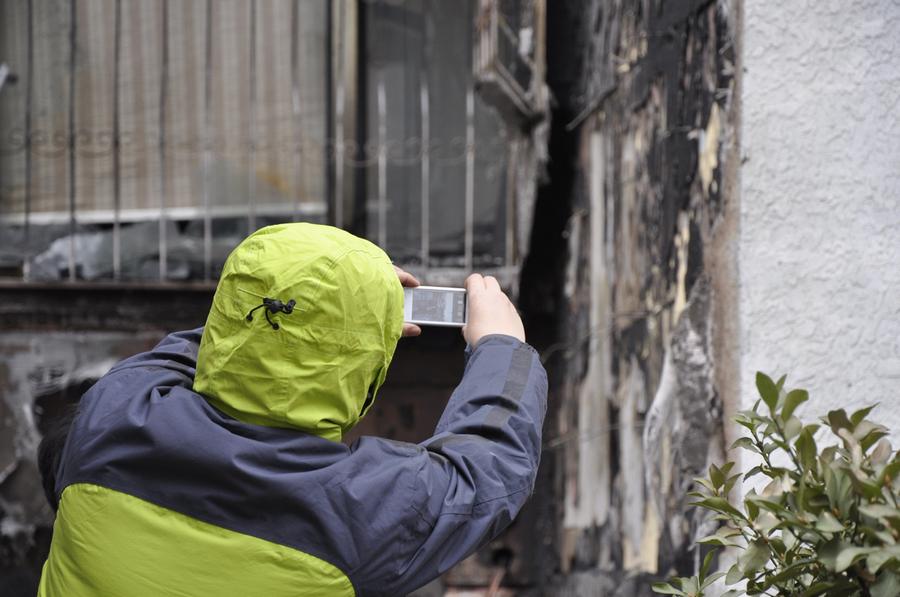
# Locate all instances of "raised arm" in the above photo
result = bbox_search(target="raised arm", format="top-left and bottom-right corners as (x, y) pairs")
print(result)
(345, 276), (547, 595)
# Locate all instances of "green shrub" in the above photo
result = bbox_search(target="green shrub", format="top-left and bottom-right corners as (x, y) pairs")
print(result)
(652, 372), (900, 597)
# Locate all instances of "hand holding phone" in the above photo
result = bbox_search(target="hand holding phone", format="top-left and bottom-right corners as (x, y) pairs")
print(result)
(400, 274), (525, 345)
(462, 274), (525, 346)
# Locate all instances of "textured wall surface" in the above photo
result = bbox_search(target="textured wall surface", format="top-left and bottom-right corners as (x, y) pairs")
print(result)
(527, 1), (741, 593)
(740, 0), (900, 440)
(0, 329), (166, 593)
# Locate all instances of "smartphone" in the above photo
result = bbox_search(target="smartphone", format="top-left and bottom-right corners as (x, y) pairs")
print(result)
(403, 286), (467, 327)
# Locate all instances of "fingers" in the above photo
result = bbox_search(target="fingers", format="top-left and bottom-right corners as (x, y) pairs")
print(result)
(465, 273), (486, 294)
(461, 272), (526, 345)
(483, 275), (501, 294)
(393, 265), (420, 288)
(395, 265), (420, 339)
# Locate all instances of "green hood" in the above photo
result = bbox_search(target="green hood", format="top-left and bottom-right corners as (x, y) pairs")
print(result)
(194, 223), (404, 441)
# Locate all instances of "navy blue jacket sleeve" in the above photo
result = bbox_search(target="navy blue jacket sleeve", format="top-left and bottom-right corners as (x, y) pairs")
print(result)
(54, 328), (203, 499)
(344, 335), (548, 596)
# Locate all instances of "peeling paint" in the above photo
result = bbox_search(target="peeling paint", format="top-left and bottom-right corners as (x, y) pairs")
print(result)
(536, 0), (738, 592)
(672, 212), (691, 323)
(698, 103), (722, 195)
(639, 502), (661, 573)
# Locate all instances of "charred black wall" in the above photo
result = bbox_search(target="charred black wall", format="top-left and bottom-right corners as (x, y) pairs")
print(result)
(523, 0), (741, 594)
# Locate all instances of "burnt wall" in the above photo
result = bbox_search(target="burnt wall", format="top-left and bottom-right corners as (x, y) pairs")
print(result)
(0, 284), (213, 594)
(526, 0), (741, 593)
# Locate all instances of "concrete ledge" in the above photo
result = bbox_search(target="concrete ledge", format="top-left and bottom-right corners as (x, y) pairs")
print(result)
(0, 281), (214, 332)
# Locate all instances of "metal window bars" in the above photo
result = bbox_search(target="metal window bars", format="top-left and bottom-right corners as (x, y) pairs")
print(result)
(0, 0), (526, 287)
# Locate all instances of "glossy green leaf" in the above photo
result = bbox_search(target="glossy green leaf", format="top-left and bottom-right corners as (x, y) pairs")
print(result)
(700, 549), (716, 581)
(756, 372), (779, 413)
(723, 472), (743, 495)
(651, 582), (685, 595)
(815, 511), (844, 533)
(775, 374), (787, 393)
(825, 467), (853, 515)
(850, 404), (878, 427)
(759, 558), (817, 589)
(871, 570), (900, 597)
(730, 437), (756, 453)
(817, 538), (846, 572)
(724, 563), (743, 585)
(697, 534), (740, 547)
(700, 571), (725, 590)
(827, 409), (853, 434)
(710, 464), (725, 490)
(745, 494), (760, 521)
(835, 546), (875, 573)
(866, 548), (900, 575)
(859, 504), (900, 520)
(690, 496), (747, 521)
(796, 428), (818, 470)
(870, 439), (893, 465)
(782, 389), (809, 420)
(783, 416), (803, 441)
(848, 473), (884, 500)
(799, 582), (842, 597)
(737, 540), (770, 575)
(733, 414), (758, 433)
(879, 460), (900, 486)
(861, 428), (889, 453)
(694, 477), (716, 493)
(744, 466), (765, 481)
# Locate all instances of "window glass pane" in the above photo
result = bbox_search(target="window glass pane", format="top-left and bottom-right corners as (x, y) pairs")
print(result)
(364, 0), (425, 262)
(473, 95), (508, 266)
(423, 0), (469, 263)
(365, 0), (509, 267)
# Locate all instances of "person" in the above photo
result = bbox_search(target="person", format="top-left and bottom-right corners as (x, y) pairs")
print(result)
(36, 223), (547, 596)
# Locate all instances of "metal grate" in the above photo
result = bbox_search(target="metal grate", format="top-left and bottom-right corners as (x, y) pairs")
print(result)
(0, 0), (523, 286)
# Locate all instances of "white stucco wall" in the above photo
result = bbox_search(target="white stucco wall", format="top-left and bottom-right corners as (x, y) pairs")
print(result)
(740, 1), (900, 442)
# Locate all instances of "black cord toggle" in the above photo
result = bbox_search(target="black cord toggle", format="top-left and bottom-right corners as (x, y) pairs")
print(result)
(245, 297), (296, 330)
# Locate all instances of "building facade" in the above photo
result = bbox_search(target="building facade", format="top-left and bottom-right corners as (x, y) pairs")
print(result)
(530, 0), (900, 594)
(0, 1), (549, 593)
(2, 1), (900, 595)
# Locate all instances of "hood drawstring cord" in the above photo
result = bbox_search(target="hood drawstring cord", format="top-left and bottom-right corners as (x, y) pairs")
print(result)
(245, 298), (296, 330)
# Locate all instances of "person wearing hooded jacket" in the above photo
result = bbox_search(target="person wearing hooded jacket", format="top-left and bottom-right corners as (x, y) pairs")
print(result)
(37, 223), (547, 596)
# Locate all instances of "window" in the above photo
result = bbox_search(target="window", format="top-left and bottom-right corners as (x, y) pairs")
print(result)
(362, 0), (512, 268)
(0, 0), (540, 283)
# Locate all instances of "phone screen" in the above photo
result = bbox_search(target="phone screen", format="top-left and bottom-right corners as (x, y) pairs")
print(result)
(409, 288), (467, 325)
